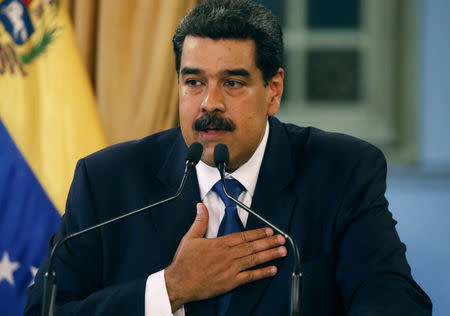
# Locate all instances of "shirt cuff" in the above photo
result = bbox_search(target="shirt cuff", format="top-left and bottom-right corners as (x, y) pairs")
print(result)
(145, 270), (185, 316)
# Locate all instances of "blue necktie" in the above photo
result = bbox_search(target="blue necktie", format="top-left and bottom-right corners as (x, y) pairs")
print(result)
(213, 178), (245, 316)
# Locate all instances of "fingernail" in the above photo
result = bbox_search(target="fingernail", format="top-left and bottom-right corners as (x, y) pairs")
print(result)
(270, 266), (277, 274)
(277, 235), (285, 243)
(265, 228), (273, 236)
(278, 247), (287, 256)
(196, 203), (203, 215)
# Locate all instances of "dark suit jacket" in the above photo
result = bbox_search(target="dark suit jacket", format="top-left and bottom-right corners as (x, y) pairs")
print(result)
(25, 117), (431, 315)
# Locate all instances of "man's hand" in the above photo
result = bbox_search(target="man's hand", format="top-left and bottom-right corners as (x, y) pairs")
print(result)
(164, 203), (287, 312)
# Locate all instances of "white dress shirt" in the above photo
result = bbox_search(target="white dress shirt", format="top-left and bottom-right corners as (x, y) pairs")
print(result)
(145, 122), (270, 316)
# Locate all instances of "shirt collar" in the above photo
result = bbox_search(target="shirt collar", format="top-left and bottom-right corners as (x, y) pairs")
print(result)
(196, 121), (269, 199)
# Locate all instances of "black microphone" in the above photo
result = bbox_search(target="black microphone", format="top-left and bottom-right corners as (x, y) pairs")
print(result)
(41, 142), (203, 316)
(213, 144), (303, 316)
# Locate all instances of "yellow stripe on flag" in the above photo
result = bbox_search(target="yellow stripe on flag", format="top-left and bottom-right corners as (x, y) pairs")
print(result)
(0, 1), (107, 214)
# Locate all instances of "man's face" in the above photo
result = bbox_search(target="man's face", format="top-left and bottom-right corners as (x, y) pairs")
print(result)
(179, 36), (283, 170)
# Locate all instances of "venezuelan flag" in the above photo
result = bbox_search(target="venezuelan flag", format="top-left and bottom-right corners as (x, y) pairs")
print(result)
(0, 1), (107, 314)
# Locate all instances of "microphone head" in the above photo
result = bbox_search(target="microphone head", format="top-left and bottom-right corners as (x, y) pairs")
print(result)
(186, 142), (203, 165)
(214, 144), (229, 168)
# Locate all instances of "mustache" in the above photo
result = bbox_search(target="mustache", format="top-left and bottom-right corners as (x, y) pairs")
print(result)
(193, 113), (236, 132)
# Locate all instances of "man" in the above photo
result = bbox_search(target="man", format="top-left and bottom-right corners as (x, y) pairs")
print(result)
(25, 0), (432, 315)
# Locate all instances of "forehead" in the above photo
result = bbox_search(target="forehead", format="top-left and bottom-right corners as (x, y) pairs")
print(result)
(180, 36), (258, 74)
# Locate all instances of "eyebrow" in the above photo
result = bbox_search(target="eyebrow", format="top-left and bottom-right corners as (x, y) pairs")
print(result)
(222, 69), (250, 77)
(180, 67), (251, 78)
(180, 67), (203, 76)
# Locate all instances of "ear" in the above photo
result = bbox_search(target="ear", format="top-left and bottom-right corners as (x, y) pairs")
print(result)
(266, 68), (284, 116)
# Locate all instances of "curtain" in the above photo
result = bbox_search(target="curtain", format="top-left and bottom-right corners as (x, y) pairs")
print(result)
(68, 0), (198, 144)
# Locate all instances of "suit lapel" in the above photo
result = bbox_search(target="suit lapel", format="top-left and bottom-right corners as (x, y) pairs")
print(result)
(227, 117), (299, 315)
(150, 133), (201, 267)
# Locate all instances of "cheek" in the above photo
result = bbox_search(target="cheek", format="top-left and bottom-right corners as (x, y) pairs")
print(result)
(179, 101), (195, 141)
(178, 104), (188, 127)
(179, 114), (194, 148)
(179, 90), (203, 116)
(179, 99), (197, 123)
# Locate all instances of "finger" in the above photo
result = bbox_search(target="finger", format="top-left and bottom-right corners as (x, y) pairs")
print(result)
(184, 203), (209, 239)
(236, 246), (287, 271)
(231, 234), (286, 259)
(235, 266), (278, 286)
(222, 227), (273, 247)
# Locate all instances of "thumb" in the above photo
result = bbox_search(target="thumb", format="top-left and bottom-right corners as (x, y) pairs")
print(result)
(185, 203), (209, 239)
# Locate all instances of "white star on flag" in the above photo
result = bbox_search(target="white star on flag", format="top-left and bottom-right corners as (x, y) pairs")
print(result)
(0, 251), (20, 286)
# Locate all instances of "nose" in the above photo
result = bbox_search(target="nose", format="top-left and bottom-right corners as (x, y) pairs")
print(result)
(201, 84), (225, 112)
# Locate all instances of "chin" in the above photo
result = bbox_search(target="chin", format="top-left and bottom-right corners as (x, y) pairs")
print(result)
(200, 145), (215, 167)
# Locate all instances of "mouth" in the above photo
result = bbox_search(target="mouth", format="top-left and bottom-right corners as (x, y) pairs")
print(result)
(202, 126), (224, 132)
(199, 126), (229, 139)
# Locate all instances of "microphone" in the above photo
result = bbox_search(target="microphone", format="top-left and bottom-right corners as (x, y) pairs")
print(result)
(214, 144), (303, 316)
(41, 142), (203, 316)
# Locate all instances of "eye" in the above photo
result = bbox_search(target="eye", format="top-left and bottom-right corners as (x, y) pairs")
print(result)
(225, 80), (243, 88)
(185, 79), (201, 86)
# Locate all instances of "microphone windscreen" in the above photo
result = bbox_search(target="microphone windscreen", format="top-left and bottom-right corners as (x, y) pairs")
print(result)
(186, 142), (203, 165)
(214, 144), (229, 167)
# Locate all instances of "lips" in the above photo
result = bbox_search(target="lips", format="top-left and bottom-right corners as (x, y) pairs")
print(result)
(199, 126), (228, 140)
(202, 126), (224, 133)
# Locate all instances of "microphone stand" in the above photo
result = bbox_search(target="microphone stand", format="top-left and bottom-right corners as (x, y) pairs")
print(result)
(218, 162), (303, 316)
(42, 158), (198, 316)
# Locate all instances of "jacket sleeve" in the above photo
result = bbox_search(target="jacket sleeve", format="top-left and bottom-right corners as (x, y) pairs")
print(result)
(334, 145), (432, 316)
(24, 159), (147, 316)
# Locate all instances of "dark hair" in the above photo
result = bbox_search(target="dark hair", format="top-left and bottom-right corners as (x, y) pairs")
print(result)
(173, 0), (283, 85)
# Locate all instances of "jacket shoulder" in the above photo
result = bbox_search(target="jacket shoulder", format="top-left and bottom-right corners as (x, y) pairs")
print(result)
(281, 122), (385, 166)
(81, 126), (181, 172)
(69, 127), (183, 194)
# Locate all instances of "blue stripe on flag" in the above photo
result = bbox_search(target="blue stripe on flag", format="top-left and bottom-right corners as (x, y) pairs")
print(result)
(0, 119), (61, 316)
